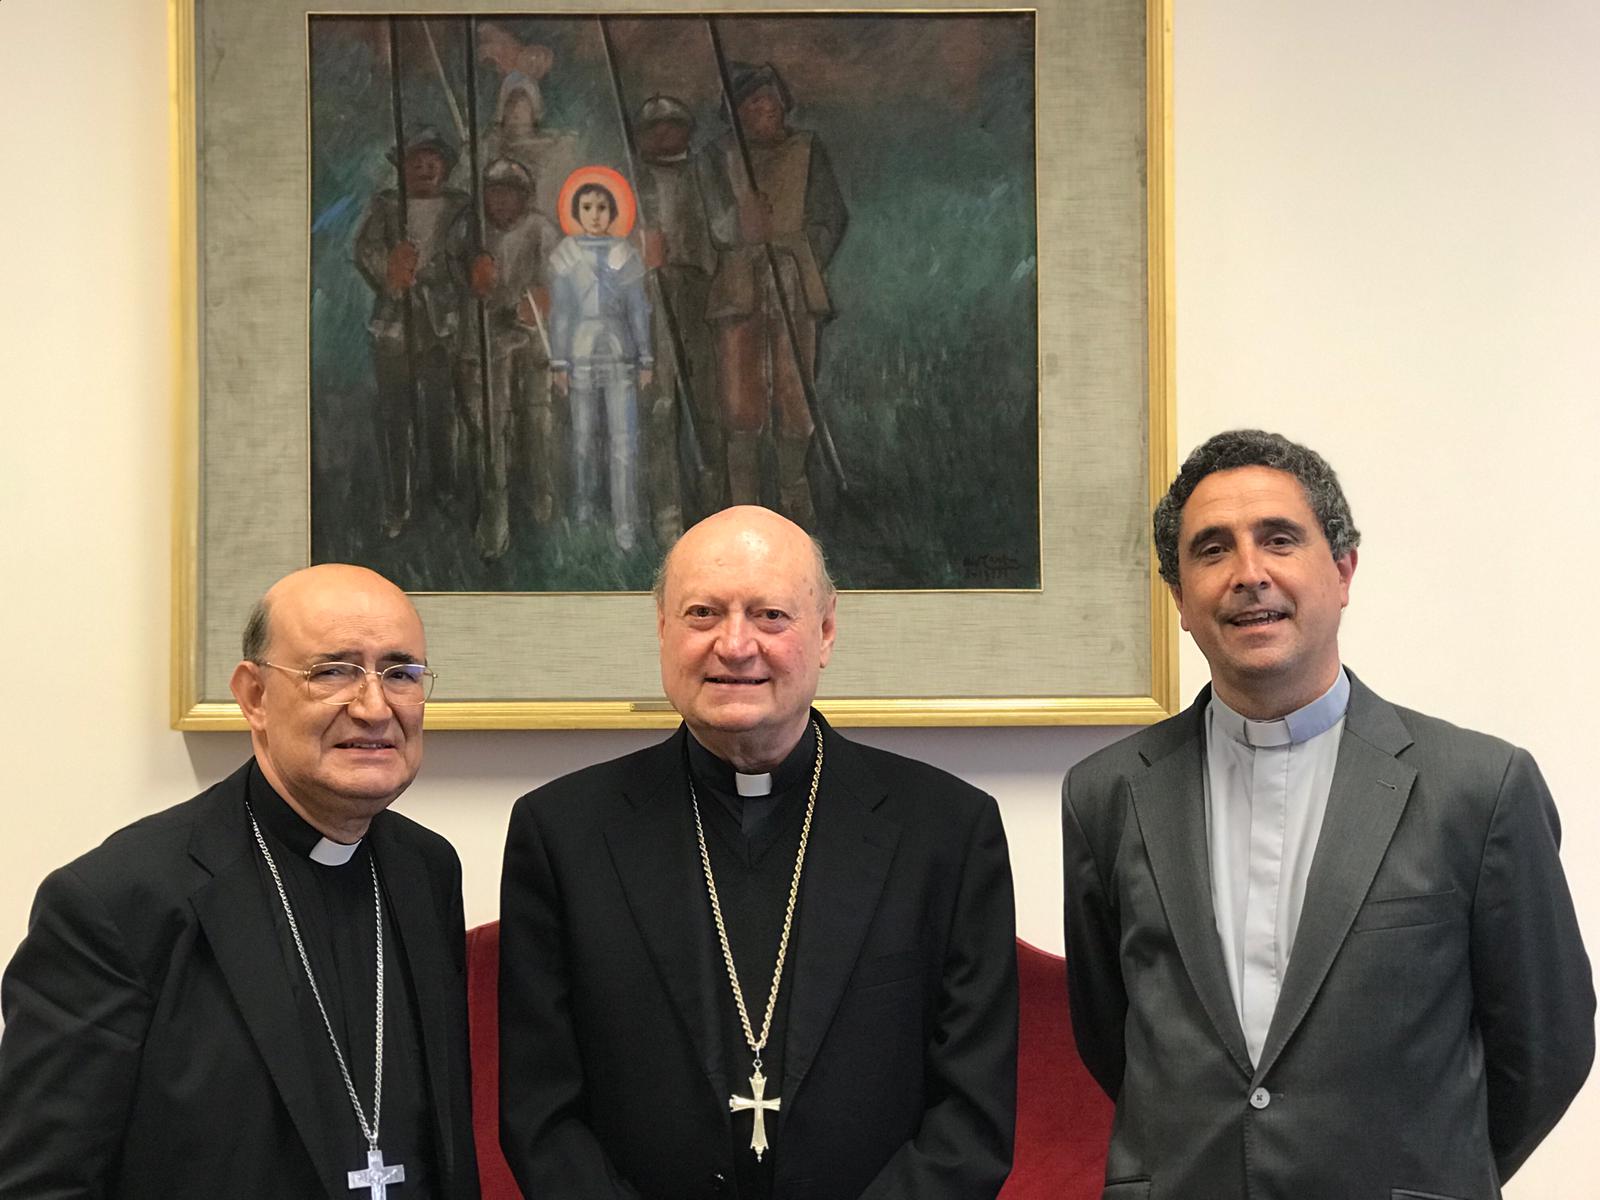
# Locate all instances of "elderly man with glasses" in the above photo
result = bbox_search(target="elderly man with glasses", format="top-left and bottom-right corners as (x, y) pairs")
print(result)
(0, 563), (481, 1200)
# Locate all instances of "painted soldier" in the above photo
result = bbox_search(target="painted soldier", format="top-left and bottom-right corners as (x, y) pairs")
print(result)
(353, 127), (470, 537)
(448, 158), (561, 560)
(637, 94), (725, 543)
(477, 22), (579, 230)
(706, 63), (848, 529)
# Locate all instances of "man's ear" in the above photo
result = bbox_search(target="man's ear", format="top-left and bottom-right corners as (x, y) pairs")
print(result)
(817, 593), (838, 670)
(1335, 547), (1358, 607)
(229, 660), (270, 734)
(1168, 581), (1190, 632)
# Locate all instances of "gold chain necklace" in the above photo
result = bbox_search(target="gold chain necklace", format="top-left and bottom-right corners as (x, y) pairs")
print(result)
(688, 719), (823, 1162)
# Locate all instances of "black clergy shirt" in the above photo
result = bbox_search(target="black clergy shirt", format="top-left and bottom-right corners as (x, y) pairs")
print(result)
(686, 729), (819, 1200)
(247, 762), (438, 1197)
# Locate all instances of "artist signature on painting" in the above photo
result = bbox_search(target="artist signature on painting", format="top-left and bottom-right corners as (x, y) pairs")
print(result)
(962, 554), (1023, 585)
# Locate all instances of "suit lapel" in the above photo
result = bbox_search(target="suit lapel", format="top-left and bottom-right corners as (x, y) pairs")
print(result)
(1130, 698), (1254, 1077)
(603, 731), (729, 1099)
(603, 723), (901, 1130)
(188, 769), (343, 1200)
(781, 722), (900, 1102)
(1254, 678), (1415, 1080)
(370, 819), (459, 1190)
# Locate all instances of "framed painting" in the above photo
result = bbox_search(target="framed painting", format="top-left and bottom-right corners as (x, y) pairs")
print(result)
(171, 0), (1177, 730)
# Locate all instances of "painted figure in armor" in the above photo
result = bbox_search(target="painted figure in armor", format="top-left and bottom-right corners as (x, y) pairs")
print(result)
(353, 127), (470, 538)
(477, 23), (580, 230)
(549, 182), (654, 552)
(636, 94), (726, 543)
(447, 158), (561, 560)
(706, 63), (848, 530)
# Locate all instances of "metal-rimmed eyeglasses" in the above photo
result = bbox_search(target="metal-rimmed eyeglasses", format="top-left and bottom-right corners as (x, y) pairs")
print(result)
(259, 660), (437, 706)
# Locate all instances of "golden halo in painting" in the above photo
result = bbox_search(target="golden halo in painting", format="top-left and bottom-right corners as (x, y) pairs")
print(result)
(556, 165), (637, 238)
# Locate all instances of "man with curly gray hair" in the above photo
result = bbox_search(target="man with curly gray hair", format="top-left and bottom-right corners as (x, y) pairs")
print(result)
(1062, 430), (1592, 1197)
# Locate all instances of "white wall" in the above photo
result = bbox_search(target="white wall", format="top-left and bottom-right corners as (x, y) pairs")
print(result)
(1, 1), (1595, 1193)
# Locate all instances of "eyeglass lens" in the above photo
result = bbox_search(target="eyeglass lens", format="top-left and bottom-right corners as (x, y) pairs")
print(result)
(304, 662), (434, 704)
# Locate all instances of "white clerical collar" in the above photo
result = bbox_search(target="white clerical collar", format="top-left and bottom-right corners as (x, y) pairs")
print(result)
(685, 722), (816, 798)
(309, 837), (362, 866)
(1211, 668), (1350, 749)
(735, 772), (774, 797)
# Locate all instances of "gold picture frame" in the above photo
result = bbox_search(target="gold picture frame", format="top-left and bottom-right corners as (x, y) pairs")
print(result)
(171, 0), (1176, 730)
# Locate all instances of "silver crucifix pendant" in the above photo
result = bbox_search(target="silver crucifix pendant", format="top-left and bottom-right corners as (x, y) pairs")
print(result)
(729, 1067), (781, 1160)
(348, 1146), (405, 1199)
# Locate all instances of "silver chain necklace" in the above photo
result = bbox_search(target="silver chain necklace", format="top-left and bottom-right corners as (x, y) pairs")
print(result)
(247, 804), (406, 1198)
(688, 720), (823, 1162)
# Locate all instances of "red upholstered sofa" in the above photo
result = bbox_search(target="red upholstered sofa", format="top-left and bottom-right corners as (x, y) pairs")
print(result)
(466, 923), (1111, 1199)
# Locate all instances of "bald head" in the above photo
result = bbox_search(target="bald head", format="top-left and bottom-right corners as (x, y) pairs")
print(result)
(243, 564), (422, 663)
(230, 564), (427, 841)
(654, 506), (835, 616)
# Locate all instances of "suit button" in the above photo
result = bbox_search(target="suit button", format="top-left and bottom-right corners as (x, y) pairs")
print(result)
(1249, 1087), (1271, 1110)
(711, 1172), (728, 1193)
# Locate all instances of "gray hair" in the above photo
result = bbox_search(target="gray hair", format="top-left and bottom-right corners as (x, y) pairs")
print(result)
(1153, 429), (1361, 586)
(652, 530), (838, 612)
(241, 597), (272, 662)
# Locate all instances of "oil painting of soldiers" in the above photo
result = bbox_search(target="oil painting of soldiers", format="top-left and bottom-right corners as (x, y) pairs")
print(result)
(308, 14), (1039, 593)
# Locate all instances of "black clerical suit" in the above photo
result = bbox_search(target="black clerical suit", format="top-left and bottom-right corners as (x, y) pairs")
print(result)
(0, 761), (480, 1200)
(690, 729), (815, 1200)
(499, 713), (1018, 1200)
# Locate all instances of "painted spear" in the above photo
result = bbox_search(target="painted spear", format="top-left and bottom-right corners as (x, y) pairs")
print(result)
(386, 16), (422, 522)
(461, 14), (498, 541)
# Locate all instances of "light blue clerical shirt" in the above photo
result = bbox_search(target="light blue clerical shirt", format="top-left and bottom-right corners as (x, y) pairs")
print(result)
(1202, 668), (1350, 1065)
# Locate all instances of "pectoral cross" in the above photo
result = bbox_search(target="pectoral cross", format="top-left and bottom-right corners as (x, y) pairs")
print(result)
(348, 1147), (406, 1199)
(729, 1068), (781, 1161)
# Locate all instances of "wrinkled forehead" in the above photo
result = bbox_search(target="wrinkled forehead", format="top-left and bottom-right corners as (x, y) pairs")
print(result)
(268, 586), (426, 661)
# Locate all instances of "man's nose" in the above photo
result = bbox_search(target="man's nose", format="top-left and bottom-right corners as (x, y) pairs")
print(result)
(715, 615), (756, 659)
(346, 671), (396, 720)
(1230, 544), (1271, 591)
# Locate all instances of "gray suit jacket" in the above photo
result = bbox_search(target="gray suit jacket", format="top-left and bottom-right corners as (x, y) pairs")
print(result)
(1062, 672), (1593, 1200)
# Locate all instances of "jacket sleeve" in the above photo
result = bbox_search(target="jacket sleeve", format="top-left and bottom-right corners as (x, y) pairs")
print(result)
(434, 841), (482, 1200)
(1470, 746), (1595, 1181)
(498, 797), (643, 1200)
(0, 864), (153, 1197)
(1061, 763), (1130, 1100)
(858, 796), (1018, 1200)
